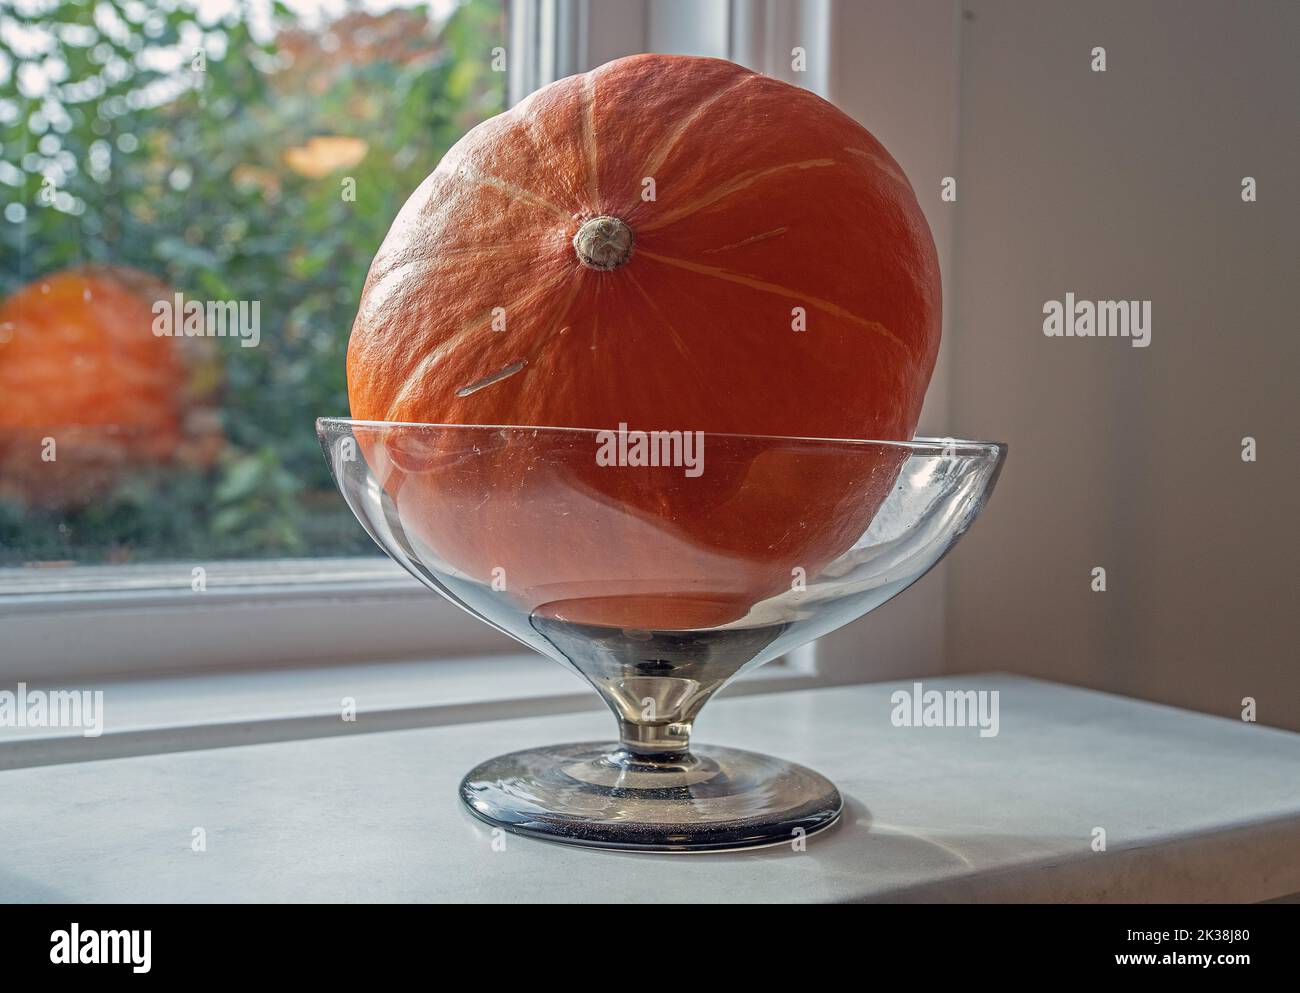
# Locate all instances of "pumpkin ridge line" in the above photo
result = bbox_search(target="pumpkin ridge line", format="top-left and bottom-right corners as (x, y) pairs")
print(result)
(844, 146), (910, 189)
(701, 227), (789, 254)
(623, 269), (711, 399)
(510, 99), (573, 201)
(451, 163), (570, 220)
(581, 72), (600, 208)
(523, 275), (585, 365)
(430, 240), (548, 257)
(637, 249), (912, 358)
(640, 158), (838, 232)
(381, 303), (496, 421)
(633, 72), (759, 200)
(587, 278), (602, 353)
(381, 279), (563, 420)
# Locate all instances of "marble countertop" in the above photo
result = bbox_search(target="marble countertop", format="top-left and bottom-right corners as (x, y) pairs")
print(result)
(2, 674), (1298, 902)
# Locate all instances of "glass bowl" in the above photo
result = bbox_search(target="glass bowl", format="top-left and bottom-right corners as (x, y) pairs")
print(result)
(317, 418), (1005, 852)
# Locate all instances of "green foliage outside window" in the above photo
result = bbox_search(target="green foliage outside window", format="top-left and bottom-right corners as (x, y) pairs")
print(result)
(0, 0), (506, 564)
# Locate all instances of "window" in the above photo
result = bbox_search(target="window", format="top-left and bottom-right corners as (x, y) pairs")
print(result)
(0, 1), (519, 672)
(0, 0), (932, 681)
(1, 0), (506, 568)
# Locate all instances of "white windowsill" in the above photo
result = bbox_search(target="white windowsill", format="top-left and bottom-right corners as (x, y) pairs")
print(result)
(3, 674), (1298, 903)
(0, 653), (821, 771)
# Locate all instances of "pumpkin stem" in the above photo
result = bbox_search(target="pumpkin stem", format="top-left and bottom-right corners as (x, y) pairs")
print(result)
(573, 216), (633, 271)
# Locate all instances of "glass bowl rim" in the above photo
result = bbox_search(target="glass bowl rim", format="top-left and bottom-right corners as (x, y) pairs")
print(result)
(316, 417), (1007, 458)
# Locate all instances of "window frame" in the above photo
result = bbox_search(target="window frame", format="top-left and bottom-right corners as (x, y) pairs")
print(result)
(0, 559), (514, 682)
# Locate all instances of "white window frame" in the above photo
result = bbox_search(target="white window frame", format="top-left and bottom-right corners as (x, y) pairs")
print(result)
(508, 0), (833, 99)
(0, 559), (511, 683)
(2, 0), (962, 689)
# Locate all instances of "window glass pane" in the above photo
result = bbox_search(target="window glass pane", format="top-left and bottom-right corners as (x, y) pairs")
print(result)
(0, 0), (506, 566)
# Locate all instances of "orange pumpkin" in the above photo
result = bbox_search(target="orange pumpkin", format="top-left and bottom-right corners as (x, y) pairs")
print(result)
(0, 266), (222, 507)
(347, 55), (939, 628)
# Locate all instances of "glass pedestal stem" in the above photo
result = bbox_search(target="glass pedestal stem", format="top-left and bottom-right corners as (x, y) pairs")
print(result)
(616, 717), (694, 756)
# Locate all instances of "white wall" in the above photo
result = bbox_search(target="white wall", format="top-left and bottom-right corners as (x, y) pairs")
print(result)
(943, 0), (1300, 728)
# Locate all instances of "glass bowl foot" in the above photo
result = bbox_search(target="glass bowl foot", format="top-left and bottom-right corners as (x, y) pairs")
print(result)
(459, 742), (843, 852)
